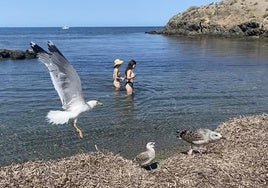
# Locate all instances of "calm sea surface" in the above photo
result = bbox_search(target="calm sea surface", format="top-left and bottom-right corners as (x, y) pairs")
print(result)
(1, 27), (268, 166)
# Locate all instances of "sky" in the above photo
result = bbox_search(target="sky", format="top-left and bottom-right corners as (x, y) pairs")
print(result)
(0, 0), (220, 27)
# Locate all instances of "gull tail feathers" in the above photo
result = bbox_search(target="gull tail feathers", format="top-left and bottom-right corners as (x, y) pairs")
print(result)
(176, 130), (187, 139)
(47, 110), (71, 125)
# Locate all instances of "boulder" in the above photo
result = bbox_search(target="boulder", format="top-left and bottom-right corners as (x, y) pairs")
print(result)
(0, 49), (36, 60)
(10, 50), (26, 60)
(25, 49), (36, 59)
(0, 49), (11, 59)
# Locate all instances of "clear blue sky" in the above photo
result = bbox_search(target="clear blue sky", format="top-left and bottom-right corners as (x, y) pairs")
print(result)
(0, 0), (219, 27)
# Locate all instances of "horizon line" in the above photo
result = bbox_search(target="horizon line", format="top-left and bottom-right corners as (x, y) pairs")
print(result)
(0, 25), (164, 28)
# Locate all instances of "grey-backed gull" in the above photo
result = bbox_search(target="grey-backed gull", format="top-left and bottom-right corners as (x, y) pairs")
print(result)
(177, 128), (225, 155)
(30, 41), (103, 138)
(134, 142), (156, 168)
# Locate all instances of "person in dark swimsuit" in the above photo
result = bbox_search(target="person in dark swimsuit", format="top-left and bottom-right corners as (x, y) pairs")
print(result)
(124, 60), (136, 95)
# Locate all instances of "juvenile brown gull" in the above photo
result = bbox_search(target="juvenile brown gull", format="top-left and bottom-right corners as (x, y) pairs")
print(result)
(134, 142), (155, 168)
(30, 41), (103, 138)
(177, 128), (225, 155)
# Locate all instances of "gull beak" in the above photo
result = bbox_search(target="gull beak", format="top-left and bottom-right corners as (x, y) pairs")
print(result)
(221, 136), (227, 140)
(97, 102), (104, 106)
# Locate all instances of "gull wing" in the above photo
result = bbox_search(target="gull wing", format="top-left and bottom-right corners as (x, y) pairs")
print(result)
(30, 41), (85, 110)
(135, 151), (150, 164)
(180, 130), (204, 144)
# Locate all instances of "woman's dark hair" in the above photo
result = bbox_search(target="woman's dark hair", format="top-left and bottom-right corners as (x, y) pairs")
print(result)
(125, 60), (136, 77)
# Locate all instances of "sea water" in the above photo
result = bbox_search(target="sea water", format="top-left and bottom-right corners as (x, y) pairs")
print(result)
(1, 27), (268, 166)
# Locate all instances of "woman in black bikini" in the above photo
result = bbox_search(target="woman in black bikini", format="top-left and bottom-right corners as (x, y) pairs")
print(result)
(125, 60), (136, 95)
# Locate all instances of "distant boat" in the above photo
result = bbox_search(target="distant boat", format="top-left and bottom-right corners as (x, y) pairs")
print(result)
(62, 26), (69, 30)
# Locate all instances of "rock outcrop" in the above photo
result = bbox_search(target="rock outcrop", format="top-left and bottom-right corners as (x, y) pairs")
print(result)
(0, 49), (36, 60)
(148, 0), (268, 37)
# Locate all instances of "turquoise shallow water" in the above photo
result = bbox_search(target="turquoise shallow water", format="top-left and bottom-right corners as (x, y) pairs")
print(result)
(1, 27), (268, 166)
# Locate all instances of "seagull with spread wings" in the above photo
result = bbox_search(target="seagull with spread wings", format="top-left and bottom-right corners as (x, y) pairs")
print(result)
(30, 41), (103, 138)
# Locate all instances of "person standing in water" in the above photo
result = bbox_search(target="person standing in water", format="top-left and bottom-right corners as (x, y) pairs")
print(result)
(125, 59), (136, 95)
(113, 58), (124, 90)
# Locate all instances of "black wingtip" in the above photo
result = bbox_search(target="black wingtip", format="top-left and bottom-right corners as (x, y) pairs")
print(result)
(47, 40), (65, 57)
(176, 129), (187, 139)
(47, 40), (53, 45)
(30, 42), (49, 54)
(30, 42), (35, 47)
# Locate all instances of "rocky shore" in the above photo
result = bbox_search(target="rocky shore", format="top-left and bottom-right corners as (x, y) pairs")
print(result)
(0, 49), (36, 60)
(0, 114), (267, 187)
(148, 0), (268, 38)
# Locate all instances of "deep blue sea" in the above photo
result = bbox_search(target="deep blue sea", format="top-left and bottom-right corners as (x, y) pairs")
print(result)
(1, 27), (268, 166)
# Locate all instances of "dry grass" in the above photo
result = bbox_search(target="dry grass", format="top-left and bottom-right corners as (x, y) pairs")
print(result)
(0, 114), (267, 187)
(152, 114), (268, 187)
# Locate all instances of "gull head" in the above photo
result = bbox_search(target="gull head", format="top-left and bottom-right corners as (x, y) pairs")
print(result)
(87, 100), (104, 108)
(209, 131), (224, 141)
(146, 142), (155, 150)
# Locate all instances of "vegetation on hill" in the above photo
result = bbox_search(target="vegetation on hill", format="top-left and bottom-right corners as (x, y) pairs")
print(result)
(148, 0), (268, 37)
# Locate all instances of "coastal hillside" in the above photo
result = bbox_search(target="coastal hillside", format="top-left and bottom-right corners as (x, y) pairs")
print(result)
(0, 114), (267, 187)
(150, 0), (268, 37)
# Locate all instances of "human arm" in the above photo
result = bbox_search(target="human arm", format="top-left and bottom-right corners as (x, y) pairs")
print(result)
(126, 70), (136, 80)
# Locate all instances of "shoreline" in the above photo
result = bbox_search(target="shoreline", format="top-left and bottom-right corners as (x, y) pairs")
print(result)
(0, 113), (267, 187)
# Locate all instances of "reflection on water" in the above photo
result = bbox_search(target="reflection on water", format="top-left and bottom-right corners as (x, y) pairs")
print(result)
(124, 95), (134, 113)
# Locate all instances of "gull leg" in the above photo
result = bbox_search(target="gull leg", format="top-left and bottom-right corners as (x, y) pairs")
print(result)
(187, 145), (193, 155)
(197, 146), (207, 154)
(192, 146), (199, 154)
(72, 119), (83, 138)
(192, 146), (205, 154)
(187, 149), (193, 155)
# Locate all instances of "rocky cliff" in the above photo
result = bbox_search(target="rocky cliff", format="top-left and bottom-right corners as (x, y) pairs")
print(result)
(148, 0), (268, 37)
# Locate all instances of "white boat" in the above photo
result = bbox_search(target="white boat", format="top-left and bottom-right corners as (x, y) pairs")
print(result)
(62, 26), (69, 30)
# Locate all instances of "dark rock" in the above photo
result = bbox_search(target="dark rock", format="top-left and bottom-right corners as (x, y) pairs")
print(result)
(25, 49), (36, 59)
(10, 50), (26, 60)
(229, 25), (244, 36)
(0, 48), (37, 60)
(145, 30), (163, 34)
(0, 49), (11, 58)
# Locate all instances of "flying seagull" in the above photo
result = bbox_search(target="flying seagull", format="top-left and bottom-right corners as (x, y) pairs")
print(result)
(177, 128), (225, 155)
(30, 41), (103, 138)
(134, 142), (156, 168)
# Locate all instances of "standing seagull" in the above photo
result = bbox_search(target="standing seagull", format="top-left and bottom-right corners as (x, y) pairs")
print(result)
(30, 41), (103, 138)
(134, 142), (156, 168)
(177, 128), (225, 155)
